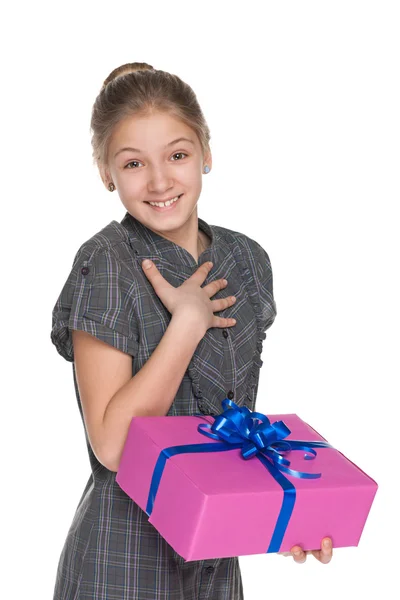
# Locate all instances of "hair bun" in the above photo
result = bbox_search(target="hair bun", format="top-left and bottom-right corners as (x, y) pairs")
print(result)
(102, 62), (155, 90)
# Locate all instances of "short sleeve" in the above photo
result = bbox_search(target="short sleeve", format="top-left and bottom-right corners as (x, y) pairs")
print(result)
(51, 245), (139, 362)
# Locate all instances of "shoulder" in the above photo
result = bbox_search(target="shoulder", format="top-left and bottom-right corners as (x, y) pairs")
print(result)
(213, 223), (275, 299)
(63, 220), (139, 302)
(212, 223), (272, 265)
(71, 220), (133, 269)
(54, 220), (138, 307)
(51, 221), (140, 362)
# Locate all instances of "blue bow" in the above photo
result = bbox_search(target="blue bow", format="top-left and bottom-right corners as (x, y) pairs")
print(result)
(196, 398), (331, 479)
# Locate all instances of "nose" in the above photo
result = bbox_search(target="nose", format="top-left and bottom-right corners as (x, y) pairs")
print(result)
(147, 164), (175, 195)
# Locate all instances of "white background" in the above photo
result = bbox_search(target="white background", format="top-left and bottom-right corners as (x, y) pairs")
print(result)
(2, 1), (398, 598)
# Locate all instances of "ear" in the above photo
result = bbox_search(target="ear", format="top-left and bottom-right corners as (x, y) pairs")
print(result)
(99, 164), (111, 189)
(204, 147), (212, 171)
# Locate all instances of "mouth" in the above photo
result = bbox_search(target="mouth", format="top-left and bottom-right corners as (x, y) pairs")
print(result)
(145, 193), (183, 212)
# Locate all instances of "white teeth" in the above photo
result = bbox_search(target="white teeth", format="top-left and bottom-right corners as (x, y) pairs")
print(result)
(149, 195), (180, 207)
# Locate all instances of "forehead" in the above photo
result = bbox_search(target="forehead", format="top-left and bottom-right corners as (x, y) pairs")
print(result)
(110, 111), (198, 155)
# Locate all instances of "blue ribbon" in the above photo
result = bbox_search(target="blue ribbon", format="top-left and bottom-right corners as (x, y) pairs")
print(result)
(146, 398), (333, 553)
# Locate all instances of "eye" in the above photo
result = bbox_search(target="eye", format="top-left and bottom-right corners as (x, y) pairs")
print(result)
(171, 152), (188, 161)
(124, 160), (142, 169)
(124, 152), (188, 169)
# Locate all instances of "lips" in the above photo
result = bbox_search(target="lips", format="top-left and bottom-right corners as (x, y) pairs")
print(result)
(145, 193), (183, 204)
(145, 193), (183, 212)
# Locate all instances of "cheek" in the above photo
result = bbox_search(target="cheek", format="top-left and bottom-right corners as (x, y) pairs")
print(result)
(180, 162), (202, 178)
(183, 168), (203, 189)
(118, 176), (144, 196)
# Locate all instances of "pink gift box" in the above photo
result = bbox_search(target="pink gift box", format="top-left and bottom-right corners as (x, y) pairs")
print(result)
(116, 411), (378, 561)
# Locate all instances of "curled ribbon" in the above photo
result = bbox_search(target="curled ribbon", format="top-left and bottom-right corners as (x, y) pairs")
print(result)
(196, 398), (330, 479)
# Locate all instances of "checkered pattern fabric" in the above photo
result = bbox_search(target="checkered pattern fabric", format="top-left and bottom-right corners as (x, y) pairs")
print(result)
(50, 211), (277, 599)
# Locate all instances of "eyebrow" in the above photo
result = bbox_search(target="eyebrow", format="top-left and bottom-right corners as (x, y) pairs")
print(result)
(114, 137), (195, 158)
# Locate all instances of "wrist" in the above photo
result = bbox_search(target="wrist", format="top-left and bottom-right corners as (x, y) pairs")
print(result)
(171, 310), (205, 341)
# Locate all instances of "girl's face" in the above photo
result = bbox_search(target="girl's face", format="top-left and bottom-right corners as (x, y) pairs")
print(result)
(104, 111), (212, 241)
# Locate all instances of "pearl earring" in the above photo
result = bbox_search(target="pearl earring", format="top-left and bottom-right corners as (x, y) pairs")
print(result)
(204, 165), (210, 174)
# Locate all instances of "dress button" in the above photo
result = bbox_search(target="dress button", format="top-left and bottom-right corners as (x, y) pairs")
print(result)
(81, 266), (90, 276)
(205, 566), (215, 574)
(222, 329), (228, 338)
(227, 390), (234, 399)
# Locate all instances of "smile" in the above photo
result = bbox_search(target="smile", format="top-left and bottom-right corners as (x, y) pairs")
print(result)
(145, 194), (183, 211)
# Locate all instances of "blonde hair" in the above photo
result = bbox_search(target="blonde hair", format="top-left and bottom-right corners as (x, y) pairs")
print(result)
(90, 62), (211, 170)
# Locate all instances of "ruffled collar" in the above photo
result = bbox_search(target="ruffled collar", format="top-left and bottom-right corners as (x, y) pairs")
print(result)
(119, 210), (221, 268)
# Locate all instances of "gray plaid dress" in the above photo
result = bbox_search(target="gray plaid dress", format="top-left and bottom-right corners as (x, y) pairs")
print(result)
(50, 211), (277, 600)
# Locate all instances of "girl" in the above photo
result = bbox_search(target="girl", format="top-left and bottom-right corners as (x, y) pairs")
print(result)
(50, 62), (332, 600)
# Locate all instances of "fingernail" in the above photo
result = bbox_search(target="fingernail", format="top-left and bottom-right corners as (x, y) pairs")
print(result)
(143, 259), (152, 269)
(294, 550), (302, 556)
(223, 279), (228, 285)
(323, 539), (331, 549)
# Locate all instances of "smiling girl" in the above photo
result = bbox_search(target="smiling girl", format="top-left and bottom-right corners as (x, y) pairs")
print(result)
(50, 62), (330, 600)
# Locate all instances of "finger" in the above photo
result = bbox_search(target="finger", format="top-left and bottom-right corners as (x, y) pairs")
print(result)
(316, 538), (333, 564)
(141, 259), (172, 288)
(211, 295), (237, 312)
(290, 546), (307, 564)
(142, 259), (158, 274)
(212, 315), (237, 328)
(191, 262), (228, 298)
(309, 538), (332, 564)
(190, 261), (215, 286)
(202, 276), (229, 299)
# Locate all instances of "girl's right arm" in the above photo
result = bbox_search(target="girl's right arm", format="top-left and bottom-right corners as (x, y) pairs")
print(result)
(72, 260), (236, 473)
(72, 311), (204, 472)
